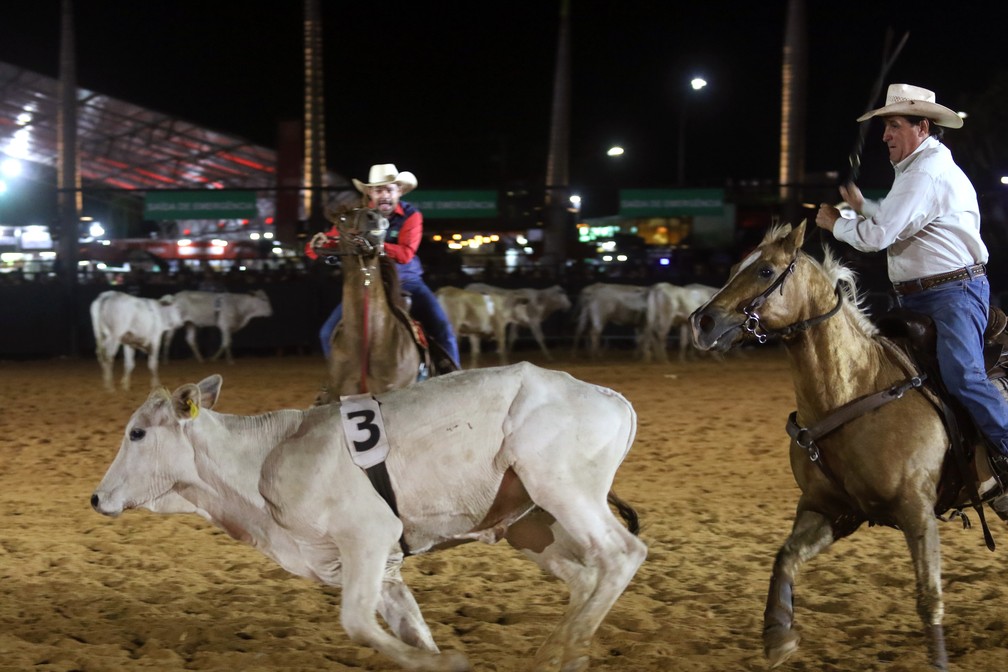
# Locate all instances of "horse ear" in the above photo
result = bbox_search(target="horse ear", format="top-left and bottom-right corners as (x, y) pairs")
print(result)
(784, 220), (807, 254)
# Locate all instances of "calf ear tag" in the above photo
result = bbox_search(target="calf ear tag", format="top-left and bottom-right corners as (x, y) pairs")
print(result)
(187, 399), (199, 419)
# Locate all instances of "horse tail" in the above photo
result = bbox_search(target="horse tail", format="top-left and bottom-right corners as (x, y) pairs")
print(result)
(607, 490), (641, 535)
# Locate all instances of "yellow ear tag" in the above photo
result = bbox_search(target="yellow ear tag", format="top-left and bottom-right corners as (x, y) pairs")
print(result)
(187, 399), (199, 419)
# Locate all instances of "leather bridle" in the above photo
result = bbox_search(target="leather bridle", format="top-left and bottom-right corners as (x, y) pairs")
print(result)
(739, 252), (845, 344)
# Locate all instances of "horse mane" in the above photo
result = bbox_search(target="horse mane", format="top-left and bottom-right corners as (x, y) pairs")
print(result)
(815, 244), (879, 337)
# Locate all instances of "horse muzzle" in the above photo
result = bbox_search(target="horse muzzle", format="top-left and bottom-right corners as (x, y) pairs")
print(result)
(689, 308), (745, 352)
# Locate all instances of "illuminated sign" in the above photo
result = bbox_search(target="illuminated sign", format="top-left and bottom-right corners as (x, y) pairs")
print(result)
(408, 190), (498, 218)
(619, 189), (724, 217)
(144, 191), (257, 220)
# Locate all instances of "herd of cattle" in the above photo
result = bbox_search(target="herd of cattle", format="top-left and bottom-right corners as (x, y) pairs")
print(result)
(89, 281), (721, 390)
(437, 281), (720, 364)
(90, 289), (274, 391)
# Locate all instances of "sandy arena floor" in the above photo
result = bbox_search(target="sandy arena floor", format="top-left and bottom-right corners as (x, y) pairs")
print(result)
(1, 347), (1007, 672)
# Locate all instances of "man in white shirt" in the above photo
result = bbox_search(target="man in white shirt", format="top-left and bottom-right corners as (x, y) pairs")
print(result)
(816, 83), (1008, 484)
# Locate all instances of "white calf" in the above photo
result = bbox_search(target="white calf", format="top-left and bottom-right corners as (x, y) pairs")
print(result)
(90, 290), (183, 391)
(435, 286), (511, 366)
(465, 283), (571, 359)
(165, 290), (273, 363)
(92, 363), (645, 671)
(572, 283), (651, 358)
(642, 283), (720, 362)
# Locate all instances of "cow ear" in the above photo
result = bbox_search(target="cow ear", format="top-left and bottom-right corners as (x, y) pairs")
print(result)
(171, 383), (202, 421)
(197, 374), (223, 409)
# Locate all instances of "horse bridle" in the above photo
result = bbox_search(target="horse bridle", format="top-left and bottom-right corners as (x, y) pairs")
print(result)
(321, 210), (390, 393)
(739, 251), (845, 344)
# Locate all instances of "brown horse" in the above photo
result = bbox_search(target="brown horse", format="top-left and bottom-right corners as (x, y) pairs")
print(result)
(321, 208), (447, 399)
(689, 221), (1007, 671)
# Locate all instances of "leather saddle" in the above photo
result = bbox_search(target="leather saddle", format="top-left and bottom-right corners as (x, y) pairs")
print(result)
(875, 306), (1008, 515)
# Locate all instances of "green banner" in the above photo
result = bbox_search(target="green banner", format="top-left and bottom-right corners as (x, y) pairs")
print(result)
(408, 190), (498, 218)
(145, 191), (257, 220)
(619, 189), (724, 217)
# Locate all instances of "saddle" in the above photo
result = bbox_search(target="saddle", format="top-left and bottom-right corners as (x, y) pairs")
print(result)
(875, 306), (1008, 537)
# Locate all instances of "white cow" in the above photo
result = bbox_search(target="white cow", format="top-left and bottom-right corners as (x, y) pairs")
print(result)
(165, 290), (273, 363)
(642, 283), (721, 362)
(90, 290), (184, 392)
(465, 283), (571, 359)
(92, 363), (646, 672)
(435, 286), (511, 366)
(572, 283), (651, 358)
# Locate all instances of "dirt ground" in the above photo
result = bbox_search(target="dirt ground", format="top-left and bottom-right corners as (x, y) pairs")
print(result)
(2, 346), (1008, 672)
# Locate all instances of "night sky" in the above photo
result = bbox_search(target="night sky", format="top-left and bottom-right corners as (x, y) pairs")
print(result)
(1, 1), (1006, 207)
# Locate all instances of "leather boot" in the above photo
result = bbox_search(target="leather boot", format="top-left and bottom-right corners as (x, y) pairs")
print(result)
(990, 451), (1008, 491)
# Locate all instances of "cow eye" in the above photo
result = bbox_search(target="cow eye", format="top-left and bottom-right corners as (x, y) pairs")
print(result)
(129, 428), (146, 441)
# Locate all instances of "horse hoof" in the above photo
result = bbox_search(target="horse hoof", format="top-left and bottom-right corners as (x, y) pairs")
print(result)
(765, 629), (801, 669)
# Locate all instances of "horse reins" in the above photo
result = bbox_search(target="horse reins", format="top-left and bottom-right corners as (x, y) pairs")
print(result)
(739, 254), (845, 344)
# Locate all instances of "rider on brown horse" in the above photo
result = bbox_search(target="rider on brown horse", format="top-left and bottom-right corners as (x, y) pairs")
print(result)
(307, 164), (460, 370)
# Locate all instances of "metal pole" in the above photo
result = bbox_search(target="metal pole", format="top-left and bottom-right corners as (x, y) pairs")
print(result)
(57, 0), (81, 355)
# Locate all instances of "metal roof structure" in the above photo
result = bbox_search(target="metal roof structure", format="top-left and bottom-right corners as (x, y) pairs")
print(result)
(0, 60), (278, 191)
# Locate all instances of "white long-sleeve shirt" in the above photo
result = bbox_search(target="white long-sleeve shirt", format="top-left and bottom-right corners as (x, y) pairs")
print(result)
(832, 136), (987, 283)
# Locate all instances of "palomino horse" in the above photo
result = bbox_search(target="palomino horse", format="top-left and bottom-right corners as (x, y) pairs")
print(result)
(689, 221), (1007, 671)
(321, 208), (448, 398)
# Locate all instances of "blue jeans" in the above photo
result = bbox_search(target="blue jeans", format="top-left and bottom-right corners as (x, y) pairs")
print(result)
(319, 278), (460, 367)
(897, 275), (1008, 455)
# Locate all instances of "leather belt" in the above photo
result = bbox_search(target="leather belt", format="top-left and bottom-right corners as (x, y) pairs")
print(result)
(893, 264), (986, 296)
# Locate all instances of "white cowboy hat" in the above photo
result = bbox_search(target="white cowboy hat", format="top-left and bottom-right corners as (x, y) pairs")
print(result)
(856, 83), (963, 128)
(351, 163), (418, 194)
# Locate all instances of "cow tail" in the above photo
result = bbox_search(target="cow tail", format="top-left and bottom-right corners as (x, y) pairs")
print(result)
(90, 293), (108, 346)
(607, 491), (640, 535)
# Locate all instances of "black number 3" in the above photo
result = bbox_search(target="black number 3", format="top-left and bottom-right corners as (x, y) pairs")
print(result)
(347, 410), (380, 452)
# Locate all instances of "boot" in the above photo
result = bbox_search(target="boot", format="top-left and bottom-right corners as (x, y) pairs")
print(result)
(990, 451), (1008, 492)
(991, 493), (1008, 522)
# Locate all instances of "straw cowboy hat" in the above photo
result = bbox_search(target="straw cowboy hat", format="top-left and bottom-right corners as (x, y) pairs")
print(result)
(352, 163), (418, 194)
(857, 83), (963, 128)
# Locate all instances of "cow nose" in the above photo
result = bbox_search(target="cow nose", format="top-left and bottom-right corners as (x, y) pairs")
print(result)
(90, 493), (100, 510)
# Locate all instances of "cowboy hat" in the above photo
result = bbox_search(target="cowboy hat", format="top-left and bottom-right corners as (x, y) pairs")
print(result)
(351, 163), (418, 194)
(856, 83), (963, 128)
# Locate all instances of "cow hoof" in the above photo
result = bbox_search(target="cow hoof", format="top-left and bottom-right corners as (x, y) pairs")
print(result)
(440, 649), (472, 671)
(765, 628), (801, 668)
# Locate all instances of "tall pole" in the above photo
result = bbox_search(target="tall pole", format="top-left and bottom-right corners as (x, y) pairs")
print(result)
(779, 0), (807, 221)
(541, 0), (572, 277)
(57, 0), (81, 354)
(303, 0), (328, 234)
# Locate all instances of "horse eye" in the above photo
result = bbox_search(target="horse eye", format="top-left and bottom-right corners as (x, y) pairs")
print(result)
(129, 428), (146, 441)
(758, 266), (775, 279)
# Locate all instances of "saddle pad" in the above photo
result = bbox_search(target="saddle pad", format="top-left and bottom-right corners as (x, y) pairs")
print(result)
(339, 393), (391, 469)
